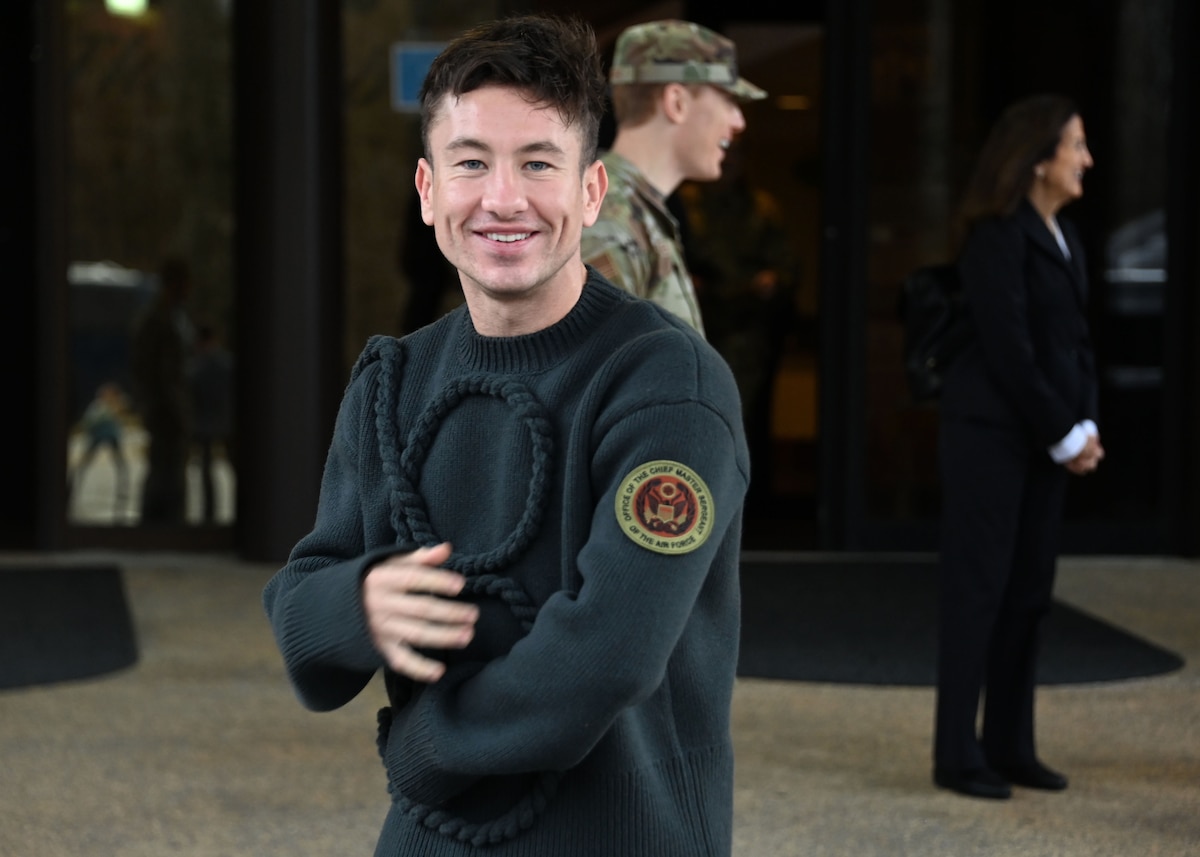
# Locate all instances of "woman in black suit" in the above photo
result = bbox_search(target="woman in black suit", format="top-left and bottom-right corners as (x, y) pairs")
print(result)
(933, 95), (1105, 800)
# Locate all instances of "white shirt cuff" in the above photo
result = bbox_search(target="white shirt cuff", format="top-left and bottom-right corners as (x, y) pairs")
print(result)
(1049, 423), (1089, 463)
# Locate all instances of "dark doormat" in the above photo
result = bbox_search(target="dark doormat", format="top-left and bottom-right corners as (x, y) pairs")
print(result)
(737, 559), (1185, 686)
(0, 565), (139, 690)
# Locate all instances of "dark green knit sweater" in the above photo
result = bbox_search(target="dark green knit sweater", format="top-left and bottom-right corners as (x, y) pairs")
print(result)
(264, 271), (749, 856)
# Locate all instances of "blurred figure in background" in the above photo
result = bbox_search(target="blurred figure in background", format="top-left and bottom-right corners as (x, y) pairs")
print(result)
(131, 256), (194, 525)
(188, 321), (234, 524)
(581, 19), (766, 336)
(934, 94), (1102, 800)
(70, 380), (131, 520)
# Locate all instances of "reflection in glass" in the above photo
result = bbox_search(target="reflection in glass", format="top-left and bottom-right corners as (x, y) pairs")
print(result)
(66, 261), (236, 527)
(64, 1), (235, 530)
(864, 0), (1173, 532)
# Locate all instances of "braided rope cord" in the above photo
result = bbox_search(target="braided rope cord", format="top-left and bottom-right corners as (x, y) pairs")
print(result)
(368, 336), (563, 844)
(396, 374), (555, 575)
(370, 338), (416, 548)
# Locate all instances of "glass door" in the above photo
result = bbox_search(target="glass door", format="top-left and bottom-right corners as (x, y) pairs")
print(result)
(63, 0), (236, 545)
(853, 0), (1177, 552)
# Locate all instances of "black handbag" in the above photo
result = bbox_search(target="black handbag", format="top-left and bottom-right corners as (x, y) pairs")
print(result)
(898, 263), (974, 402)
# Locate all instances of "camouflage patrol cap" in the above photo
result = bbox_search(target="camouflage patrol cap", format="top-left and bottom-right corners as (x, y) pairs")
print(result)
(610, 20), (766, 101)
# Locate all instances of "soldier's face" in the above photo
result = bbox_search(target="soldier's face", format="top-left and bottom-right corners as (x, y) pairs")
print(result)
(678, 85), (746, 182)
(416, 85), (607, 323)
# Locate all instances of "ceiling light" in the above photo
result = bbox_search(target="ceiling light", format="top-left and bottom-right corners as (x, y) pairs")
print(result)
(106, 0), (148, 17)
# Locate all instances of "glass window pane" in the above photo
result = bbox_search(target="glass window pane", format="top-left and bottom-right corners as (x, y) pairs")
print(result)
(864, 0), (1172, 538)
(65, 0), (236, 530)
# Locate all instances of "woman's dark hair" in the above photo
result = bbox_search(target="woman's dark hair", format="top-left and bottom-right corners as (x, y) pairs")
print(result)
(956, 94), (1080, 238)
(418, 14), (607, 170)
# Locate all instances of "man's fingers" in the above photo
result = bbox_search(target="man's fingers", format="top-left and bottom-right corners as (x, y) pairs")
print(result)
(379, 608), (475, 649)
(364, 568), (466, 604)
(368, 549), (466, 600)
(394, 590), (479, 625)
(362, 544), (480, 674)
(386, 643), (449, 683)
(409, 542), (454, 566)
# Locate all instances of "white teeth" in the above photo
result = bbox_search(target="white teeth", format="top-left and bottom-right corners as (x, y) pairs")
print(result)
(718, 140), (730, 150)
(487, 232), (529, 242)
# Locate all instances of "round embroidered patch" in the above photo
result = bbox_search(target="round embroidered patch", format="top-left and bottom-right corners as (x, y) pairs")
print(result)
(615, 460), (715, 555)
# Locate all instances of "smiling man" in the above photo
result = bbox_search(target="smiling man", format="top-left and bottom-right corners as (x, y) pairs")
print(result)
(581, 20), (767, 337)
(262, 14), (750, 857)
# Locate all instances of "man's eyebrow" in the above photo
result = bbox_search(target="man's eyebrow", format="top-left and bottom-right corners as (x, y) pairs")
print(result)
(444, 136), (490, 154)
(516, 141), (568, 158)
(443, 138), (567, 158)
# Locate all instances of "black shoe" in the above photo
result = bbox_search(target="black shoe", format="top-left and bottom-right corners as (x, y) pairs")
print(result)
(933, 767), (1013, 799)
(991, 761), (1068, 791)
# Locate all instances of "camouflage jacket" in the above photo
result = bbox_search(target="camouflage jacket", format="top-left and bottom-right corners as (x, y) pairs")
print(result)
(581, 151), (706, 337)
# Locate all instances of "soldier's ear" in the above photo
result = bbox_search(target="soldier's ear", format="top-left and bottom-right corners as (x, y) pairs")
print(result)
(661, 83), (690, 124)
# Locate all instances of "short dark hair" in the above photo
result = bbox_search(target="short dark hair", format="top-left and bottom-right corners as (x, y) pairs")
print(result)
(418, 14), (607, 169)
(610, 83), (663, 127)
(957, 94), (1080, 234)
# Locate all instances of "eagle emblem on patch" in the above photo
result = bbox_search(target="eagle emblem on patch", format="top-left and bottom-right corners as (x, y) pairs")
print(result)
(615, 460), (714, 555)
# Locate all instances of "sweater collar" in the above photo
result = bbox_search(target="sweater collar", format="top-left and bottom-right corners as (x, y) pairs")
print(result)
(454, 271), (627, 373)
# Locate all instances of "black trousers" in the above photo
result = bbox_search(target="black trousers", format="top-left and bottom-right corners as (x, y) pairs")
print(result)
(933, 417), (1069, 773)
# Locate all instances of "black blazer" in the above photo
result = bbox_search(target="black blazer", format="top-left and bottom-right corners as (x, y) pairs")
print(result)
(941, 198), (1099, 450)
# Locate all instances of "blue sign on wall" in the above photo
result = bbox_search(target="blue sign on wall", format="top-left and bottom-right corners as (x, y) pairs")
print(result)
(390, 42), (445, 113)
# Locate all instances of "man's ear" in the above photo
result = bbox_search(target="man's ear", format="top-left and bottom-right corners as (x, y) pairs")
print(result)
(415, 159), (434, 226)
(660, 82), (690, 125)
(581, 159), (609, 228)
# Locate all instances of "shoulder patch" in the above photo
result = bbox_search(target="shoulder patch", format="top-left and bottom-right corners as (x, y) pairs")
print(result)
(615, 460), (714, 555)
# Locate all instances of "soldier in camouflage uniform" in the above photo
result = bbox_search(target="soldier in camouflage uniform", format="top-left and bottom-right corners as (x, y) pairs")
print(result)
(581, 20), (766, 337)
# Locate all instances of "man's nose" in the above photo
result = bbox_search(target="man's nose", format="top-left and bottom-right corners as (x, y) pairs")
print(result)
(481, 166), (527, 216)
(731, 105), (746, 134)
